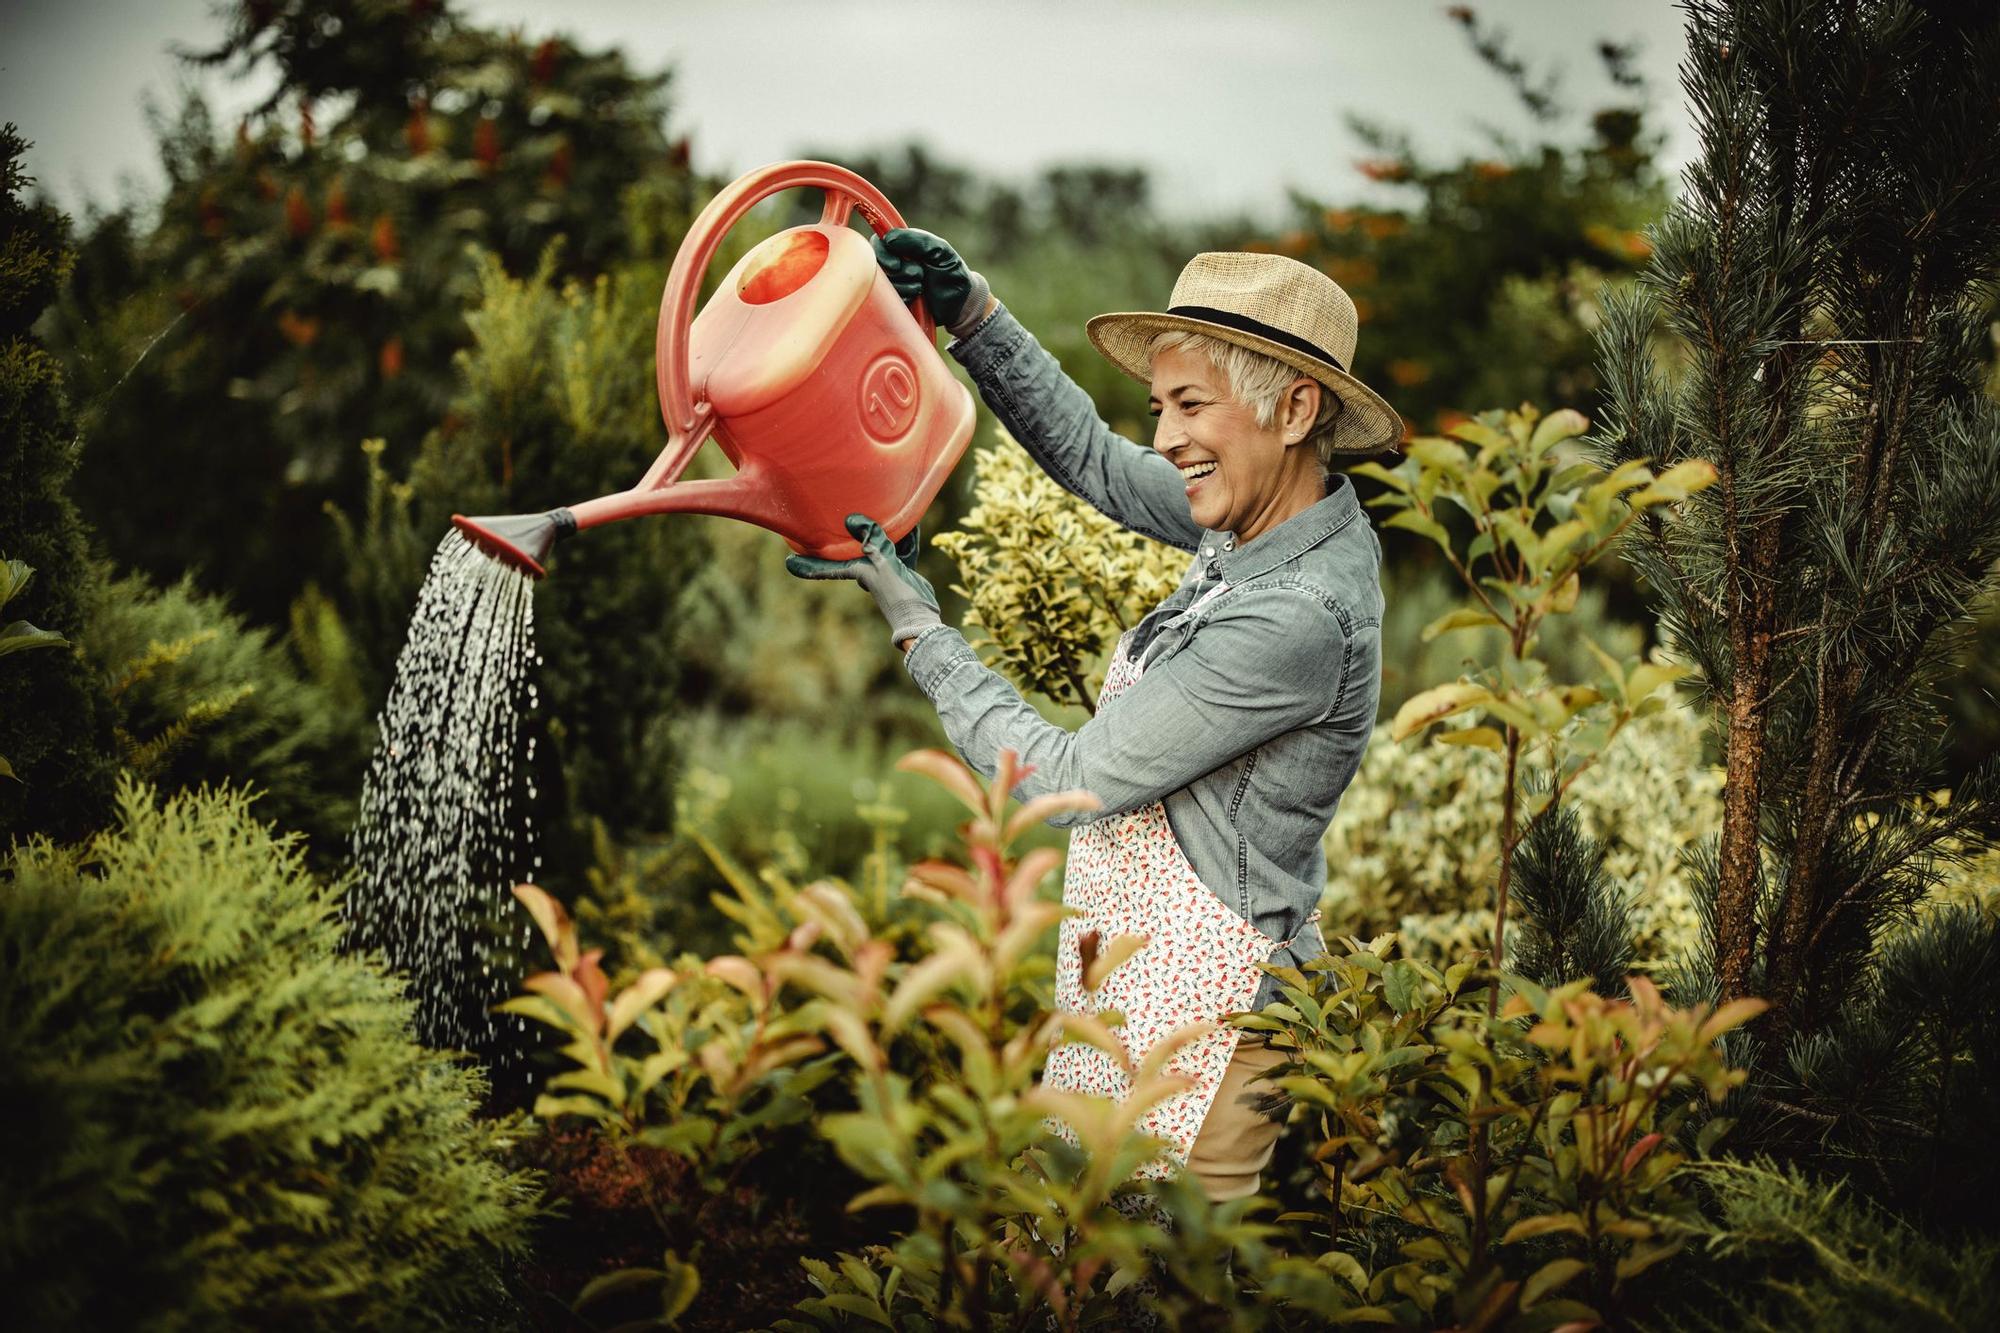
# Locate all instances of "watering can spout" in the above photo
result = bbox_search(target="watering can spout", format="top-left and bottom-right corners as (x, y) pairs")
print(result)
(452, 509), (577, 580)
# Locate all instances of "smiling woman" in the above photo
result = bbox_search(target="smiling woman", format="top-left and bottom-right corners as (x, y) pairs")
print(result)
(789, 231), (1407, 1212)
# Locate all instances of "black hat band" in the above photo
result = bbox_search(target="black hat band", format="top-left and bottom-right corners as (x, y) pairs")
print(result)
(1165, 305), (1347, 373)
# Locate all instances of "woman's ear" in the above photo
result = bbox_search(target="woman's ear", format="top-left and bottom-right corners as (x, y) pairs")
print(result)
(1282, 377), (1321, 444)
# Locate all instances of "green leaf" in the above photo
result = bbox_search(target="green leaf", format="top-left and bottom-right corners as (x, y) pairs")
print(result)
(1628, 458), (1718, 509)
(658, 1250), (701, 1322)
(816, 1293), (893, 1327)
(1615, 1239), (1681, 1281)
(574, 1266), (668, 1309)
(1626, 661), (1690, 703)
(0, 620), (67, 656)
(1434, 725), (1505, 751)
(1405, 436), (1471, 476)
(1447, 419), (1510, 452)
(1348, 460), (1412, 493)
(1521, 1256), (1588, 1308)
(1501, 1213), (1588, 1244)
(1528, 408), (1590, 455)
(1390, 682), (1492, 741)
(1421, 607), (1504, 641)
(1382, 960), (1421, 1014)
(1383, 507), (1452, 551)
(1317, 1249), (1371, 1294)
(0, 559), (30, 606)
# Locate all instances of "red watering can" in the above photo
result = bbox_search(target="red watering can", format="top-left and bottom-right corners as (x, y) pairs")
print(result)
(453, 161), (978, 577)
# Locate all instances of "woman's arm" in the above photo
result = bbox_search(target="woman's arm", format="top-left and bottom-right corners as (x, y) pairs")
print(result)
(900, 585), (1351, 823)
(949, 302), (1207, 554)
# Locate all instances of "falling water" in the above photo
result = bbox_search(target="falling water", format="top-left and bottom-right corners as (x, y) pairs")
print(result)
(347, 531), (543, 1066)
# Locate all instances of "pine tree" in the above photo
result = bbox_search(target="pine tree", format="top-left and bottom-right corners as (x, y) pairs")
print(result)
(1591, 0), (2000, 1198)
(0, 125), (120, 842)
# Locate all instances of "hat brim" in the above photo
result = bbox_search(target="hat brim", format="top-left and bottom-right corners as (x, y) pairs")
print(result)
(1085, 310), (1406, 455)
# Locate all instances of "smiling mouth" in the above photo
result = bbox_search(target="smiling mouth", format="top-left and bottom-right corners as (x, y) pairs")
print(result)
(1179, 461), (1218, 486)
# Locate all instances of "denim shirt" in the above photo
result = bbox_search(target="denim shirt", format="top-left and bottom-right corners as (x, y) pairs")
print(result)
(902, 301), (1384, 1005)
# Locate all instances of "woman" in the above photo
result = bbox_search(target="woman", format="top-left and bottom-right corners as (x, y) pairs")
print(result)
(790, 232), (1402, 1202)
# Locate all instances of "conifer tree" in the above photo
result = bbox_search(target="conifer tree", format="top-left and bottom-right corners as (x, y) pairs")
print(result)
(1592, 0), (2000, 1120)
(0, 126), (120, 842)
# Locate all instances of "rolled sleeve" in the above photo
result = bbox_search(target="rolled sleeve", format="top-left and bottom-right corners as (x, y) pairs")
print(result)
(904, 588), (1348, 827)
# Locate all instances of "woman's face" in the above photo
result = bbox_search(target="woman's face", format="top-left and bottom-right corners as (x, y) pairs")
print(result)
(1148, 345), (1320, 542)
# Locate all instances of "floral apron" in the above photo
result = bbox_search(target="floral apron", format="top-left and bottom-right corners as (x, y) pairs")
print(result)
(1043, 581), (1315, 1178)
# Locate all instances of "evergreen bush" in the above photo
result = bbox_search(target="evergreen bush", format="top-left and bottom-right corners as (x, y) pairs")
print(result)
(0, 124), (120, 842)
(1655, 1159), (2000, 1331)
(78, 567), (367, 857)
(0, 779), (542, 1329)
(1591, 0), (2000, 1221)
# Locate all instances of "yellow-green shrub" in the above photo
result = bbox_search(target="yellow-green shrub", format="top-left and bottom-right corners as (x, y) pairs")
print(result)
(0, 780), (541, 1330)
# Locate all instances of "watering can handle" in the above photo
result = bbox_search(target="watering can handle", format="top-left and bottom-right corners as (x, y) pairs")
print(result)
(643, 161), (932, 492)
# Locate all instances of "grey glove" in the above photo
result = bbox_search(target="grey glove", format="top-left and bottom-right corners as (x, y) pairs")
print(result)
(786, 514), (943, 648)
(872, 228), (993, 340)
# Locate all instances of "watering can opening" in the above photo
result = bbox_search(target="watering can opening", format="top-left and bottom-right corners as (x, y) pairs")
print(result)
(452, 509), (576, 580)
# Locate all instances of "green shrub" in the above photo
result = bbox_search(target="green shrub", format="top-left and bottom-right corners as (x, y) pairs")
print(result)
(77, 568), (368, 857)
(0, 779), (541, 1330)
(1322, 701), (1718, 967)
(1653, 1159), (2000, 1331)
(0, 124), (120, 841)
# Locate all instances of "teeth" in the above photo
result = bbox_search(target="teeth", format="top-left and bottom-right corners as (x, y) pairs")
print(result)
(1181, 461), (1218, 480)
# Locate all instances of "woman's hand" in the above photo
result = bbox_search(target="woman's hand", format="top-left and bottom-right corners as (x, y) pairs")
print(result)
(873, 228), (994, 339)
(786, 514), (942, 650)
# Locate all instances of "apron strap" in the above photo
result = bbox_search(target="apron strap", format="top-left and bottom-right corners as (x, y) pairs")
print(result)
(1272, 909), (1323, 952)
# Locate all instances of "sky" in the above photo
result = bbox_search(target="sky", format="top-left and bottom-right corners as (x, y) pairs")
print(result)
(4, 0), (1695, 223)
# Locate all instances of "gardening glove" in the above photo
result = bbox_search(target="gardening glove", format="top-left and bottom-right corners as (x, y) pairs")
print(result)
(786, 514), (942, 649)
(872, 228), (993, 340)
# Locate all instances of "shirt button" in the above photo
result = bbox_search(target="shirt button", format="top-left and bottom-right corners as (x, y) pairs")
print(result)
(1223, 539), (1235, 551)
(1202, 546), (1214, 557)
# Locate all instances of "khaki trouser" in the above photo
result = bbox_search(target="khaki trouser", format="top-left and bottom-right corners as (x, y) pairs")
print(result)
(1183, 1036), (1288, 1202)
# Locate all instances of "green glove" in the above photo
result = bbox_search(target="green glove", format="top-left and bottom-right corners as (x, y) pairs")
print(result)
(786, 514), (942, 648)
(872, 228), (993, 339)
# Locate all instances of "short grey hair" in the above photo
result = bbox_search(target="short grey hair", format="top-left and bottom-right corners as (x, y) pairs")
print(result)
(1147, 329), (1346, 471)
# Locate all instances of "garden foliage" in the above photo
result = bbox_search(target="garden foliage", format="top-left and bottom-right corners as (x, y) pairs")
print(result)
(78, 567), (365, 853)
(0, 780), (541, 1329)
(509, 746), (1764, 1330)
(1589, 0), (2000, 1219)
(50, 0), (695, 623)
(0, 125), (121, 842)
(328, 248), (706, 872)
(931, 430), (1183, 713)
(1269, 10), (1671, 436)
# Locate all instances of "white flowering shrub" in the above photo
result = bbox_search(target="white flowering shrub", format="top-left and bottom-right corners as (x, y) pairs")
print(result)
(1323, 683), (1720, 968)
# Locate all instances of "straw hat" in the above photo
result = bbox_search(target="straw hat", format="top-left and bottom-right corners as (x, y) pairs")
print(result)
(1086, 251), (1405, 455)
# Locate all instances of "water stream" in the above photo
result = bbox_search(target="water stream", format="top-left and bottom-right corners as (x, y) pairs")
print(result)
(347, 532), (543, 1065)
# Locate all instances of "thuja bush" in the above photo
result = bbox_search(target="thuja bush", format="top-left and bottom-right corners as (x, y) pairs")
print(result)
(0, 780), (542, 1330)
(77, 567), (367, 857)
(1653, 1159), (2000, 1331)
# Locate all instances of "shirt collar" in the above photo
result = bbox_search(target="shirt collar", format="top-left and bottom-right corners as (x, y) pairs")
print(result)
(1205, 473), (1363, 584)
